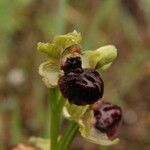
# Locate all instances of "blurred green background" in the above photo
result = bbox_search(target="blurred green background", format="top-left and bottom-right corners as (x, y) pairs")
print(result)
(0, 0), (150, 149)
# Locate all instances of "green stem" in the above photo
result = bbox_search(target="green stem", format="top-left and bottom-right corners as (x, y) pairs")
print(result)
(49, 89), (56, 150)
(49, 88), (65, 150)
(58, 122), (79, 150)
(49, 88), (78, 150)
(49, 88), (59, 150)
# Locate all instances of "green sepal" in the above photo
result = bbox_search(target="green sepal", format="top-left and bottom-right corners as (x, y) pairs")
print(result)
(37, 42), (60, 59)
(95, 45), (117, 69)
(82, 45), (117, 71)
(63, 101), (89, 123)
(39, 60), (60, 88)
(37, 30), (82, 59)
(53, 30), (82, 51)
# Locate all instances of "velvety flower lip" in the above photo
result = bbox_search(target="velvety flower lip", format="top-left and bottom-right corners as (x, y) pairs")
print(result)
(93, 102), (122, 138)
(58, 56), (104, 105)
(58, 68), (104, 105)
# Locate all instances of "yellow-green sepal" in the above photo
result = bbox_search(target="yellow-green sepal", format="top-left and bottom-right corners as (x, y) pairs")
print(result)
(95, 45), (117, 70)
(37, 30), (82, 59)
(37, 42), (60, 59)
(63, 101), (89, 123)
(39, 60), (60, 88)
(53, 30), (82, 51)
(82, 45), (117, 71)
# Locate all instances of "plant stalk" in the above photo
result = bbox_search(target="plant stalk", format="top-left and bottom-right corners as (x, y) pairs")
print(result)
(58, 122), (79, 150)
(49, 88), (78, 150)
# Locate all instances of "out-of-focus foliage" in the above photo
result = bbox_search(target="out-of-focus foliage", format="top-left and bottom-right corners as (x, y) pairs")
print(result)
(0, 0), (150, 150)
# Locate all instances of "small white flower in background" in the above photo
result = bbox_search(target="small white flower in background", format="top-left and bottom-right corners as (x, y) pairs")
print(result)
(7, 68), (26, 86)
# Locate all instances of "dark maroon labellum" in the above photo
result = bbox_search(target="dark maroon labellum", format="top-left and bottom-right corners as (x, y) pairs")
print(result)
(93, 102), (122, 138)
(58, 57), (104, 105)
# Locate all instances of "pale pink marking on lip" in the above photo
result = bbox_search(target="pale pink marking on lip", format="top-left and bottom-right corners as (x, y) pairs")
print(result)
(93, 102), (122, 138)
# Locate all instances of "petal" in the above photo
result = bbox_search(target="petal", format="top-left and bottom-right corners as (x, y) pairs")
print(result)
(81, 50), (93, 68)
(95, 45), (117, 70)
(39, 60), (60, 88)
(79, 109), (120, 146)
(63, 101), (89, 122)
(38, 30), (82, 59)
(79, 124), (119, 146)
(81, 45), (117, 71)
